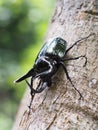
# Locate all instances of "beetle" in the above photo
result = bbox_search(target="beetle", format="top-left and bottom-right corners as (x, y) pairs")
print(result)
(14, 33), (94, 110)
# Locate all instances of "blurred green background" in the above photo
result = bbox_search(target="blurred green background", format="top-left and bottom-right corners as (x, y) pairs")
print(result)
(0, 0), (55, 129)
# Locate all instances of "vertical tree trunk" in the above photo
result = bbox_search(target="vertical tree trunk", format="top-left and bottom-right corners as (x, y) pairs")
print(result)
(12, 0), (98, 130)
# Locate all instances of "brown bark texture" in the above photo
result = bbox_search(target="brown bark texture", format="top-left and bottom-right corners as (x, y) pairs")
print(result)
(12, 0), (98, 130)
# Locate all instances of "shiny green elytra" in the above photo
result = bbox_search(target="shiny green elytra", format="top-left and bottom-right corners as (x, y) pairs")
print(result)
(38, 37), (67, 59)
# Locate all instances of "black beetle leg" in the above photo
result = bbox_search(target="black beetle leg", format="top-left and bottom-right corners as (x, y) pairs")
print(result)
(25, 78), (35, 110)
(25, 79), (48, 110)
(29, 92), (35, 111)
(25, 79), (47, 93)
(60, 62), (83, 100)
(36, 82), (48, 93)
(65, 33), (95, 54)
(62, 55), (87, 67)
(25, 77), (33, 91)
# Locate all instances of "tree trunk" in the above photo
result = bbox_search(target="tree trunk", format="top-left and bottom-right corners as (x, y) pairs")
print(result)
(12, 0), (98, 130)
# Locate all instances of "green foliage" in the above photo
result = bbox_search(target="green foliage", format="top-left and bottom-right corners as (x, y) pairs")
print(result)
(0, 0), (35, 54)
(0, 0), (56, 130)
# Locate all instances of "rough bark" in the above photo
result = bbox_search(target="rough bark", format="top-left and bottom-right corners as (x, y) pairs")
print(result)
(12, 0), (98, 130)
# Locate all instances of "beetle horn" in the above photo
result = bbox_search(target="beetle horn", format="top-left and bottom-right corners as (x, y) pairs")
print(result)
(14, 68), (35, 83)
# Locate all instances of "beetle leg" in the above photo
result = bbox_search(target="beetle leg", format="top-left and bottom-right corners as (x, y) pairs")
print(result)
(32, 81), (47, 93)
(29, 92), (35, 111)
(25, 79), (47, 111)
(25, 78), (33, 91)
(60, 62), (83, 100)
(37, 82), (48, 93)
(25, 78), (36, 110)
(25, 78), (47, 93)
(62, 55), (87, 67)
(65, 33), (95, 54)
